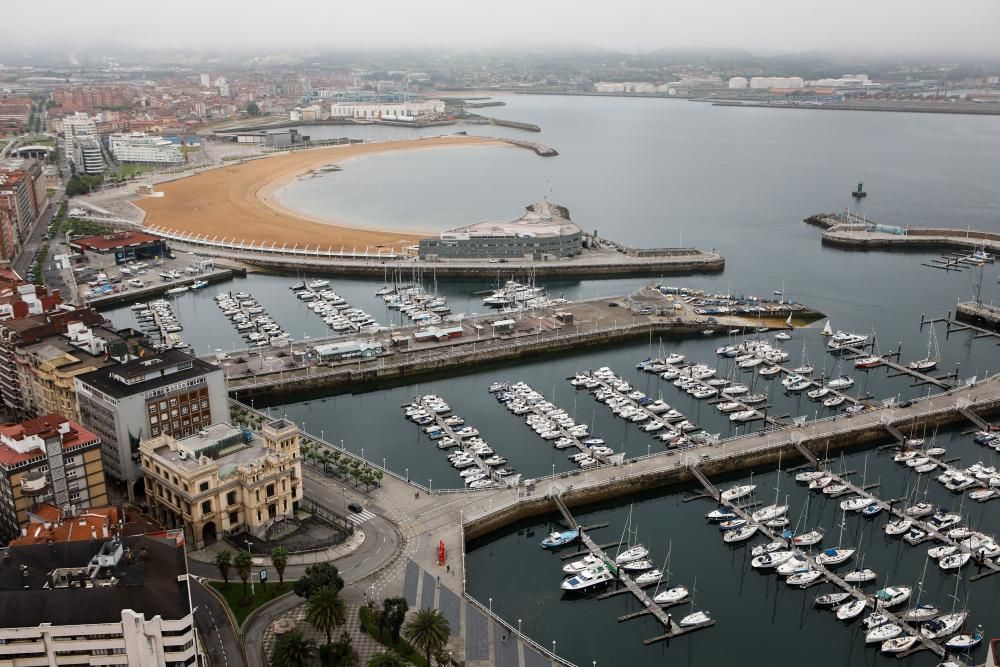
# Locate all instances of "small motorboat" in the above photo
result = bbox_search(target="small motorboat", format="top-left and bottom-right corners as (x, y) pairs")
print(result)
(791, 530), (824, 547)
(563, 554), (603, 574)
(615, 545), (649, 564)
(874, 586), (911, 608)
(561, 565), (615, 592)
(865, 623), (902, 644)
(905, 502), (935, 518)
(705, 507), (736, 522)
(903, 528), (928, 545)
(884, 519), (912, 536)
(721, 484), (756, 502)
(901, 604), (939, 622)
(541, 529), (580, 549)
(653, 586), (689, 604)
(945, 629), (983, 650)
(844, 568), (878, 584)
(816, 547), (855, 565)
(861, 504), (883, 518)
(880, 635), (919, 654)
(920, 612), (968, 639)
(787, 570), (822, 587)
(938, 552), (971, 571)
(633, 569), (664, 586)
(679, 610), (712, 627)
(814, 592), (851, 607)
(620, 558), (654, 572)
(836, 599), (867, 621)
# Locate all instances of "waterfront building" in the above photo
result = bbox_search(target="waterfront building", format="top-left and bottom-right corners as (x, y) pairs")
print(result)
(62, 112), (99, 166)
(108, 132), (184, 164)
(0, 413), (107, 544)
(311, 339), (384, 361)
(75, 348), (229, 497)
(70, 230), (168, 267)
(0, 533), (197, 666)
(418, 201), (583, 260)
(329, 99), (445, 120)
(749, 76), (805, 89)
(140, 418), (302, 547)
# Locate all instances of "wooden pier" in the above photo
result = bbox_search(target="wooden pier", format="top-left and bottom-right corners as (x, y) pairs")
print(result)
(689, 463), (947, 659)
(552, 494), (712, 644)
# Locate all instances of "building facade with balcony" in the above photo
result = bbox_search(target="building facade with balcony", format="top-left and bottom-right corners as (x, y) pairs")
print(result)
(140, 419), (302, 548)
(0, 413), (107, 544)
(0, 534), (197, 667)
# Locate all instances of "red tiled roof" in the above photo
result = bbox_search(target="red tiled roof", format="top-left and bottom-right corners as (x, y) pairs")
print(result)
(0, 414), (100, 468)
(72, 231), (162, 251)
(8, 505), (121, 546)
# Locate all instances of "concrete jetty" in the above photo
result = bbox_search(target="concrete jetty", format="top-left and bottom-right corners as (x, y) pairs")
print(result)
(804, 213), (1000, 256)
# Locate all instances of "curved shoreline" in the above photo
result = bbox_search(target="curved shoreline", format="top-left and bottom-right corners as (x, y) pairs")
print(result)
(135, 136), (513, 250)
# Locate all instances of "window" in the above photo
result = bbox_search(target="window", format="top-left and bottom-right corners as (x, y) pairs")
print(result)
(201, 500), (212, 514)
(150, 415), (158, 424)
(159, 401), (167, 410)
(201, 399), (209, 408)
(226, 491), (237, 506)
(69, 491), (81, 501)
(199, 481), (209, 492)
(148, 404), (156, 414)
(229, 511), (238, 525)
(291, 486), (297, 499)
(266, 484), (275, 498)
(151, 427), (159, 436)
(169, 398), (178, 407)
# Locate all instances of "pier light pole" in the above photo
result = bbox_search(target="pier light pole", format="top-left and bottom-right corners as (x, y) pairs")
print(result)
(552, 463), (555, 478)
(429, 479), (432, 491)
(406, 467), (409, 482)
(489, 597), (492, 614)
(320, 430), (324, 442)
(362, 448), (365, 463)
(552, 640), (556, 656)
(383, 457), (386, 470)
(647, 443), (651, 458)
(518, 619), (522, 634)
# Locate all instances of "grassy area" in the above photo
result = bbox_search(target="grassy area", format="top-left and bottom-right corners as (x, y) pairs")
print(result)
(359, 605), (428, 666)
(208, 580), (291, 626)
(111, 163), (154, 179)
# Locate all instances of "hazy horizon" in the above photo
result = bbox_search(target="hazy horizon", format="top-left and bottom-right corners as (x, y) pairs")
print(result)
(5, 0), (1000, 59)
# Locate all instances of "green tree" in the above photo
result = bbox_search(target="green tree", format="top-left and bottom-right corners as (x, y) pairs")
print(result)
(294, 562), (344, 600)
(233, 549), (253, 602)
(272, 630), (316, 667)
(247, 101), (260, 116)
(402, 608), (451, 667)
(271, 546), (289, 588)
(322, 631), (357, 667)
(305, 586), (346, 647)
(367, 649), (406, 667)
(214, 549), (233, 588)
(374, 470), (384, 487)
(381, 597), (409, 642)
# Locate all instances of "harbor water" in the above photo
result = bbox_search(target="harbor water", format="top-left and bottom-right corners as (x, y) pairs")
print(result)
(101, 94), (1000, 665)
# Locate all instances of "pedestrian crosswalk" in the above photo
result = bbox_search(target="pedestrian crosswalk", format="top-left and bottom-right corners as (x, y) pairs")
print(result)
(346, 509), (376, 525)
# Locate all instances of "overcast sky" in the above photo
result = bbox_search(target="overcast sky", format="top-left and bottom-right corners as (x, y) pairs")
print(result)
(10, 0), (1000, 56)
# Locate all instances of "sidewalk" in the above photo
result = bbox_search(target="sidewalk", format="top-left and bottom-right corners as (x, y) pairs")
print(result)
(188, 529), (366, 568)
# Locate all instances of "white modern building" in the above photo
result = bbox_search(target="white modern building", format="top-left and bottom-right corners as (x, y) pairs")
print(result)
(109, 133), (184, 164)
(810, 74), (873, 88)
(329, 99), (445, 120)
(728, 77), (749, 89)
(200, 73), (211, 87)
(76, 138), (105, 175)
(0, 534), (197, 667)
(749, 77), (805, 90)
(63, 112), (99, 168)
(215, 77), (230, 98)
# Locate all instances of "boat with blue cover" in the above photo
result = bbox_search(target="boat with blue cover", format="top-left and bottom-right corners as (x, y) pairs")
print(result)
(541, 529), (580, 549)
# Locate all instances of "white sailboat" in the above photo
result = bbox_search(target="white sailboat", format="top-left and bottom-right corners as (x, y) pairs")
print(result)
(679, 577), (711, 626)
(652, 542), (690, 604)
(793, 340), (814, 375)
(816, 510), (855, 565)
(821, 320), (833, 337)
(908, 323), (940, 372)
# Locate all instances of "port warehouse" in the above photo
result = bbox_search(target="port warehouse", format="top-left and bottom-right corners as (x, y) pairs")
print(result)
(418, 202), (585, 260)
(69, 231), (169, 266)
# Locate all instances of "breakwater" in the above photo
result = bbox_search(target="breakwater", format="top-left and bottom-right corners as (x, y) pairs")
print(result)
(957, 301), (1000, 330)
(462, 379), (1000, 540)
(805, 213), (1000, 253)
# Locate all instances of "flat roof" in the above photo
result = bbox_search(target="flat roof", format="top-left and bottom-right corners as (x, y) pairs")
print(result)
(438, 201), (580, 240)
(71, 231), (163, 251)
(77, 349), (218, 399)
(0, 535), (189, 627)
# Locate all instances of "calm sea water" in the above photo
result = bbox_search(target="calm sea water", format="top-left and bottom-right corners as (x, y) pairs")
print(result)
(105, 96), (1000, 666)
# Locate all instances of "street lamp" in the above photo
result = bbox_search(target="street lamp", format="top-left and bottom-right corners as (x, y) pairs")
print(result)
(245, 540), (255, 596)
(552, 640), (556, 656)
(488, 597), (492, 614)
(518, 619), (522, 634)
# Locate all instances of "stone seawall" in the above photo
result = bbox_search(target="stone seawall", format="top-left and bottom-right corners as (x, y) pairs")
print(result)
(804, 214), (1000, 254)
(464, 398), (1000, 541)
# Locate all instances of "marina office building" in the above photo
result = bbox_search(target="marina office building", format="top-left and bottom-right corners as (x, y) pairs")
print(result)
(418, 201), (584, 260)
(75, 349), (230, 498)
(0, 534), (197, 666)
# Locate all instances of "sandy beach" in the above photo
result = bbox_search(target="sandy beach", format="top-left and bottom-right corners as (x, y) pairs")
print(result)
(135, 136), (511, 251)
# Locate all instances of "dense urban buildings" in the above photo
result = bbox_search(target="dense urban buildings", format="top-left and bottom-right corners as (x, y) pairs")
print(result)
(140, 418), (302, 547)
(0, 413), (107, 544)
(76, 348), (230, 497)
(0, 533), (197, 666)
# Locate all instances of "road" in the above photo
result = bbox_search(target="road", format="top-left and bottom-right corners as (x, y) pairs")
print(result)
(186, 473), (403, 667)
(191, 577), (245, 667)
(13, 198), (58, 278)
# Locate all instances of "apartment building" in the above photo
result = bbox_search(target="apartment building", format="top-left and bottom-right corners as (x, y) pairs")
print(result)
(0, 413), (107, 544)
(108, 132), (184, 164)
(76, 349), (229, 498)
(0, 306), (104, 420)
(77, 138), (106, 175)
(0, 534), (197, 667)
(141, 419), (301, 548)
(0, 170), (38, 246)
(62, 112), (99, 164)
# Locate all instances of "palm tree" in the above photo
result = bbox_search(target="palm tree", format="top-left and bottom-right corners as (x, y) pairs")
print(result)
(214, 549), (232, 588)
(305, 585), (346, 647)
(271, 630), (315, 667)
(402, 608), (451, 667)
(367, 650), (406, 667)
(271, 546), (289, 588)
(374, 470), (384, 487)
(234, 549), (253, 602)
